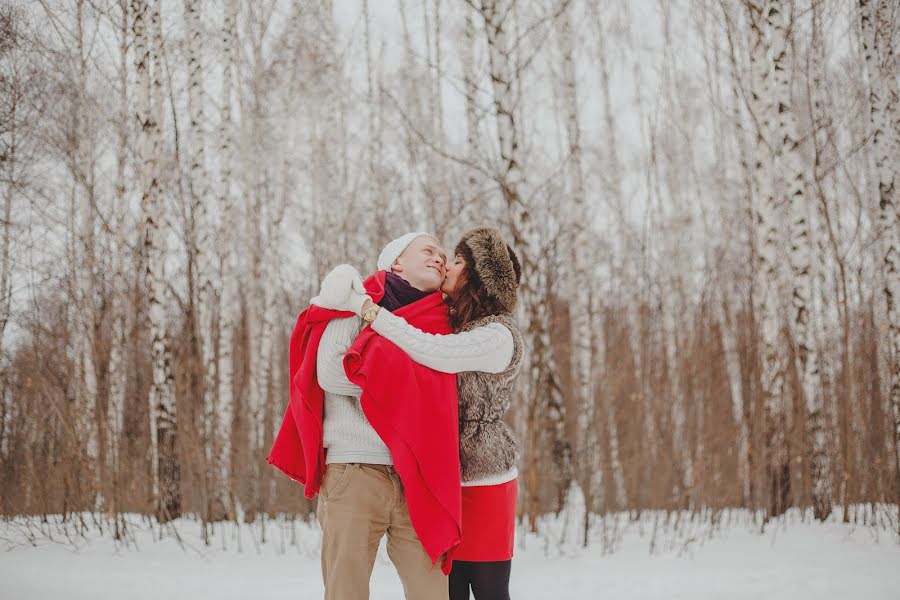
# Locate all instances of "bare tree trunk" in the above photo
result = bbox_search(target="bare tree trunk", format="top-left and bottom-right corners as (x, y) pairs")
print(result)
(183, 0), (218, 524)
(807, 0), (842, 521)
(135, 0), (180, 521)
(310, 0), (345, 280)
(0, 21), (14, 465)
(663, 294), (694, 506)
(240, 5), (274, 519)
(460, 8), (485, 224)
(0, 46), (14, 355)
(215, 0), (239, 520)
(106, 0), (131, 532)
(557, 0), (596, 533)
(763, 0), (832, 520)
(72, 0), (100, 505)
(716, 290), (751, 504)
(421, 0), (450, 242)
(479, 0), (572, 524)
(860, 0), (900, 508)
(722, 0), (758, 509)
(745, 0), (790, 520)
(362, 0), (387, 249)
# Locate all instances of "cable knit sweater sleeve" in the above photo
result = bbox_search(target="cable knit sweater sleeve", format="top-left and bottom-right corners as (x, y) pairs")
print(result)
(316, 316), (363, 396)
(370, 309), (514, 374)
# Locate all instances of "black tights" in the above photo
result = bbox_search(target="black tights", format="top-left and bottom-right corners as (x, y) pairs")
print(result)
(448, 559), (511, 600)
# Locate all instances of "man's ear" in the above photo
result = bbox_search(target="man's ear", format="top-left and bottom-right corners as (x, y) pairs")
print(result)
(391, 259), (403, 273)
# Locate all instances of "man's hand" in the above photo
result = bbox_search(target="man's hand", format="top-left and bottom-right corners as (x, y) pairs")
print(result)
(310, 264), (371, 316)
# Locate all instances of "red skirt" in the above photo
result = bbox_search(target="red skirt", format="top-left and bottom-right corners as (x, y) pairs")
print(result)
(453, 478), (517, 562)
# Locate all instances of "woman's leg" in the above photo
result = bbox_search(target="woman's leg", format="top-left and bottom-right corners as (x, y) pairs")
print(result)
(461, 560), (512, 600)
(448, 560), (472, 600)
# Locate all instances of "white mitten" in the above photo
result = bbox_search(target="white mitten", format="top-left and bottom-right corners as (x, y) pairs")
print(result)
(310, 264), (371, 315)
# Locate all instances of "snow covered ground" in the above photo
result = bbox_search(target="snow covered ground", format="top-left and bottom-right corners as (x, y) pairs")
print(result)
(2, 507), (898, 600)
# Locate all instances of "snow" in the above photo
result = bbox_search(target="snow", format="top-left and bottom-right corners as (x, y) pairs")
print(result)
(1, 507), (898, 600)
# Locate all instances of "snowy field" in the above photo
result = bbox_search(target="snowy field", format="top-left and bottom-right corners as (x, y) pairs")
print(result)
(2, 507), (899, 600)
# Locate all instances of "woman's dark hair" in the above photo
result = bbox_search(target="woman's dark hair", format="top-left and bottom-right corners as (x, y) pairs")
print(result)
(446, 242), (520, 331)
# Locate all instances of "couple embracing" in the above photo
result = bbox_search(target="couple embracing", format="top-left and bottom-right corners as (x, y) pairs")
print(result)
(269, 226), (524, 600)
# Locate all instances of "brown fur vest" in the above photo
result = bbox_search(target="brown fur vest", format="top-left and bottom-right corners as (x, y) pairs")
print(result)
(456, 313), (524, 482)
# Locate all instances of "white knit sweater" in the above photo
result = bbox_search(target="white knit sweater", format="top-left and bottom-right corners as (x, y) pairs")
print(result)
(316, 309), (518, 486)
(317, 315), (392, 465)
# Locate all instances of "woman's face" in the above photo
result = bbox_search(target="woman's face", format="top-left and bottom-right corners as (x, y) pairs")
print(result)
(441, 254), (466, 297)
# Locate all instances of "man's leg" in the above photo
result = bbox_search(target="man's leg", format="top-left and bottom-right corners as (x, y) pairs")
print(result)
(384, 468), (449, 599)
(317, 463), (391, 600)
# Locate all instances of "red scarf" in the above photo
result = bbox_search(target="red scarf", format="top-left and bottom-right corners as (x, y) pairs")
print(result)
(267, 270), (462, 573)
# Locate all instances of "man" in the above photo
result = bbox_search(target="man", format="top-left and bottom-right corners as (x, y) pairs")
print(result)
(268, 233), (460, 600)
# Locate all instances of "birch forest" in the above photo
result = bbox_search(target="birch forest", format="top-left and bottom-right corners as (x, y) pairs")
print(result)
(1, 0), (898, 543)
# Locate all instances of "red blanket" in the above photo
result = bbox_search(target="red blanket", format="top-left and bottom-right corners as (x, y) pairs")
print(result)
(267, 270), (462, 573)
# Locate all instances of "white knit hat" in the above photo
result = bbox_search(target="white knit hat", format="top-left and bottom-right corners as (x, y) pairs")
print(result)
(377, 232), (430, 271)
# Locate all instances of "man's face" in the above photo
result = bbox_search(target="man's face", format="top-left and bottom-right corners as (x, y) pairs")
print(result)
(392, 235), (447, 292)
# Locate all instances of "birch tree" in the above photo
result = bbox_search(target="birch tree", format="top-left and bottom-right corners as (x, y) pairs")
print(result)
(0, 5), (20, 354)
(68, 0), (101, 501)
(720, 0), (758, 507)
(762, 0), (833, 520)
(215, 0), (239, 518)
(461, 8), (486, 223)
(745, 0), (791, 519)
(658, 0), (694, 506)
(477, 0), (572, 523)
(805, 0), (858, 520)
(240, 4), (268, 518)
(362, 0), (387, 248)
(183, 0), (218, 521)
(557, 0), (594, 509)
(859, 0), (900, 502)
(309, 0), (347, 281)
(0, 6), (21, 465)
(105, 0), (131, 530)
(135, 0), (180, 520)
(805, 0), (843, 521)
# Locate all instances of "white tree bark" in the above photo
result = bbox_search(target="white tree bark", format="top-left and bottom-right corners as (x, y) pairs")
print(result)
(663, 293), (694, 502)
(596, 16), (633, 445)
(258, 193), (286, 439)
(463, 9), (480, 161)
(135, 0), (180, 520)
(746, 0), (790, 518)
(595, 4), (653, 472)
(716, 291), (751, 504)
(765, 0), (832, 520)
(808, 1), (841, 519)
(106, 0), (130, 512)
(557, 0), (595, 504)
(0, 42), (14, 463)
(479, 0), (572, 519)
(0, 58), (15, 357)
(183, 0), (218, 491)
(421, 0), (450, 242)
(459, 8), (488, 226)
(310, 0), (345, 281)
(860, 0), (900, 495)
(72, 0), (100, 492)
(362, 0), (383, 248)
(239, 5), (276, 516)
(724, 0), (757, 508)
(215, 0), (239, 517)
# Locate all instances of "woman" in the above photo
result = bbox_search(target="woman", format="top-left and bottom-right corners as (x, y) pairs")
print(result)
(316, 226), (523, 600)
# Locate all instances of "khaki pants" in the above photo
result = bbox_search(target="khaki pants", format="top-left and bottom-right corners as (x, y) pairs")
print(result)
(316, 463), (448, 600)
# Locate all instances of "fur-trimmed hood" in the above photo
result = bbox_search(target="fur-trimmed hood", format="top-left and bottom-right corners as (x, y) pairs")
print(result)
(456, 226), (521, 313)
